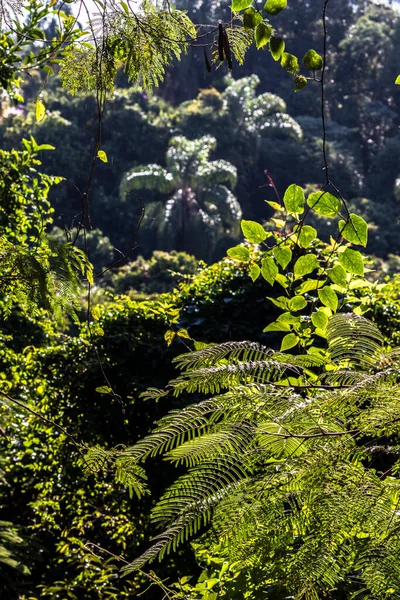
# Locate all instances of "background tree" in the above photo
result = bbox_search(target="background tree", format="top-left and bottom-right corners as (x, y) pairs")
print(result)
(120, 135), (241, 261)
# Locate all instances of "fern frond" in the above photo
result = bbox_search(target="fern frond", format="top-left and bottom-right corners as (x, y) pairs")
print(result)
(327, 313), (384, 367)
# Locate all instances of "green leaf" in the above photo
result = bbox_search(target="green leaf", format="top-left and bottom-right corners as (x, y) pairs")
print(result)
(249, 263), (261, 281)
(281, 52), (299, 74)
(269, 37), (285, 61)
(338, 248), (364, 276)
(293, 225), (317, 248)
(318, 287), (338, 312)
(35, 98), (46, 123)
(227, 246), (251, 261)
(303, 49), (323, 71)
(328, 264), (347, 287)
(311, 310), (329, 330)
(275, 273), (289, 288)
(35, 143), (55, 152)
(295, 279), (323, 294)
(255, 22), (272, 49)
(96, 386), (112, 395)
(338, 214), (368, 247)
(396, 75), (400, 85)
(243, 7), (262, 28)
(307, 191), (341, 217)
(294, 75), (307, 92)
(263, 321), (291, 332)
(267, 296), (288, 310)
(280, 333), (299, 352)
(97, 150), (108, 163)
(264, 0), (287, 15)
(283, 184), (304, 215)
(261, 257), (279, 285)
(277, 312), (300, 324)
(232, 0), (253, 9)
(120, 1), (130, 14)
(266, 200), (283, 211)
(241, 220), (267, 243)
(177, 329), (191, 339)
(273, 246), (292, 269)
(293, 255), (319, 280)
(289, 296), (307, 312)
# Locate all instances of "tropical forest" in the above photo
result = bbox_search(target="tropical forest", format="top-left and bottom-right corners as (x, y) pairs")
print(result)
(2, 0), (400, 598)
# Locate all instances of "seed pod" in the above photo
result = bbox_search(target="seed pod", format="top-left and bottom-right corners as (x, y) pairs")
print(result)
(218, 23), (224, 62)
(222, 27), (232, 71)
(204, 47), (211, 73)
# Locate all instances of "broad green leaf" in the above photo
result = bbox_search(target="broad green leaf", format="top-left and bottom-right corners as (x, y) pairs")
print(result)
(311, 310), (329, 330)
(283, 184), (304, 215)
(289, 296), (307, 312)
(277, 312), (300, 324)
(267, 296), (288, 310)
(261, 257), (278, 285)
(303, 49), (323, 71)
(264, 0), (287, 15)
(281, 52), (299, 74)
(294, 75), (307, 92)
(249, 263), (261, 281)
(227, 246), (250, 261)
(328, 264), (347, 287)
(307, 191), (341, 217)
(241, 220), (267, 243)
(294, 254), (319, 280)
(97, 150), (108, 163)
(96, 386), (112, 394)
(269, 37), (285, 61)
(338, 214), (368, 247)
(35, 98), (46, 122)
(273, 246), (292, 268)
(293, 225), (317, 248)
(295, 279), (324, 294)
(280, 333), (299, 352)
(338, 248), (364, 276)
(255, 22), (272, 49)
(318, 287), (338, 312)
(243, 7), (262, 28)
(264, 321), (291, 332)
(232, 0), (252, 9)
(395, 75), (400, 85)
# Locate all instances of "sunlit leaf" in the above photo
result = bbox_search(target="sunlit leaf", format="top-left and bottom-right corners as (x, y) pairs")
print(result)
(261, 256), (278, 285)
(241, 220), (267, 243)
(280, 333), (299, 351)
(294, 255), (319, 280)
(307, 191), (341, 217)
(318, 287), (338, 312)
(255, 22), (272, 49)
(35, 98), (46, 123)
(264, 0), (287, 15)
(303, 49), (323, 71)
(338, 214), (368, 247)
(269, 37), (285, 61)
(338, 248), (364, 276)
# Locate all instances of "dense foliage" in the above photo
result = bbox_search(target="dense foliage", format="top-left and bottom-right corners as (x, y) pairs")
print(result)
(0, 0), (400, 599)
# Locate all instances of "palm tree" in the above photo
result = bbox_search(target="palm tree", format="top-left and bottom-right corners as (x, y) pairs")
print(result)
(119, 135), (241, 261)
